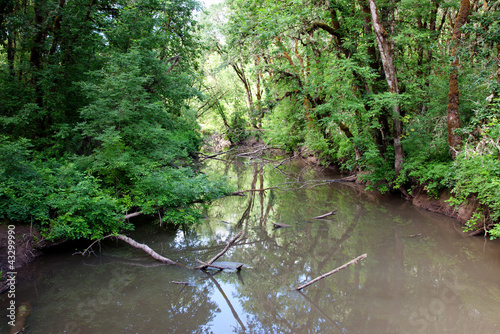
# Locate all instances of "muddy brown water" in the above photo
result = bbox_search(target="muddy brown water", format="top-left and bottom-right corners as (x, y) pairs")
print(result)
(2, 156), (500, 333)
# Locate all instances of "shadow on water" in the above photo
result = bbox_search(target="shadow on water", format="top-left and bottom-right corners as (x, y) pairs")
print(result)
(2, 155), (500, 333)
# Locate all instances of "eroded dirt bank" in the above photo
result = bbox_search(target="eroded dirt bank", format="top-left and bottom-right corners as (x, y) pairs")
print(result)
(0, 223), (52, 292)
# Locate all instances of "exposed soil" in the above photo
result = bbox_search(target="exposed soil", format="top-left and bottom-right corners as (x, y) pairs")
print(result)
(0, 222), (54, 293)
(410, 186), (477, 224)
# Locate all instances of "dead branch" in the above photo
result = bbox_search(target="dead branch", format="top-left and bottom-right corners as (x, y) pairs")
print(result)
(195, 231), (243, 270)
(312, 210), (337, 220)
(199, 147), (238, 161)
(235, 144), (268, 157)
(230, 187), (278, 195)
(73, 235), (115, 256)
(337, 175), (358, 182)
(227, 191), (247, 197)
(195, 259), (226, 270)
(273, 222), (291, 228)
(115, 234), (181, 266)
(124, 211), (143, 219)
(295, 254), (367, 291)
(171, 281), (190, 285)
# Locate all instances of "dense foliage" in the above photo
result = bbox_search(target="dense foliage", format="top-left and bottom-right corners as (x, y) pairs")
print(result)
(198, 0), (500, 237)
(0, 0), (231, 240)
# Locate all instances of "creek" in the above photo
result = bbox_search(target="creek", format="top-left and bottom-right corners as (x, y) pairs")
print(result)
(2, 154), (500, 333)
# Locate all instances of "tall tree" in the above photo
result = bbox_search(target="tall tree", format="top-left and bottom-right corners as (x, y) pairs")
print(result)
(368, 0), (404, 176)
(447, 0), (471, 158)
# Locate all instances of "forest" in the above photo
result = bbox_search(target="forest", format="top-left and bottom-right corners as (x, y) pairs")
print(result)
(0, 0), (499, 242)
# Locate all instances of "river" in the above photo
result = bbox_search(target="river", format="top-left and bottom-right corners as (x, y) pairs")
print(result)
(2, 154), (500, 333)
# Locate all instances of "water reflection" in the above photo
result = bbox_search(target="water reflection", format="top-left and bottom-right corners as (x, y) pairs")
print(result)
(2, 155), (500, 333)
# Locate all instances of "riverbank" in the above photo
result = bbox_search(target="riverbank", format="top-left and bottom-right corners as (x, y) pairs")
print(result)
(274, 143), (484, 237)
(0, 223), (44, 293)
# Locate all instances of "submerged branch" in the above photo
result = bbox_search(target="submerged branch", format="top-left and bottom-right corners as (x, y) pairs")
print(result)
(195, 231), (243, 270)
(295, 254), (367, 291)
(198, 148), (238, 161)
(230, 187), (278, 195)
(312, 210), (337, 220)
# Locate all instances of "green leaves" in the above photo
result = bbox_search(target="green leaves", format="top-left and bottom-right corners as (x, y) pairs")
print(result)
(0, 0), (233, 240)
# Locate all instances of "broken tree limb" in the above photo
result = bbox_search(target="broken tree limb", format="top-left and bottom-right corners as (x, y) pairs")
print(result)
(115, 234), (181, 266)
(198, 148), (238, 161)
(312, 210), (337, 220)
(272, 222), (291, 229)
(230, 186), (278, 196)
(124, 211), (143, 219)
(195, 231), (243, 270)
(195, 259), (226, 270)
(73, 235), (115, 257)
(295, 254), (367, 291)
(337, 175), (357, 182)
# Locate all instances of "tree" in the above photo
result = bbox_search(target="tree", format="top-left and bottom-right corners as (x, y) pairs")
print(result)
(0, 0), (231, 240)
(368, 0), (404, 176)
(447, 0), (471, 158)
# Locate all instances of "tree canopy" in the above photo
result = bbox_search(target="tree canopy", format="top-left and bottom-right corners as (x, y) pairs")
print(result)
(1, 0), (499, 239)
(198, 0), (500, 237)
(0, 0), (231, 240)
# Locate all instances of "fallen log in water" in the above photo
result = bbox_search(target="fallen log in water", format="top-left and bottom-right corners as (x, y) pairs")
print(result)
(195, 231), (243, 270)
(295, 254), (367, 291)
(272, 222), (291, 229)
(115, 234), (181, 266)
(312, 210), (337, 220)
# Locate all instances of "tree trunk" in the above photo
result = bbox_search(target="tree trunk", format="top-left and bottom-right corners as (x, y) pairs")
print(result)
(368, 0), (404, 176)
(447, 0), (470, 158)
(231, 63), (254, 116)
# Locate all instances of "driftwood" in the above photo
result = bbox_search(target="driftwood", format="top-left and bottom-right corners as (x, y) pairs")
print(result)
(196, 260), (245, 271)
(115, 234), (180, 266)
(229, 186), (278, 197)
(312, 210), (337, 220)
(295, 254), (367, 291)
(195, 259), (226, 270)
(235, 144), (268, 157)
(195, 231), (243, 270)
(272, 222), (291, 229)
(124, 211), (143, 219)
(199, 148), (238, 161)
(228, 191), (247, 197)
(337, 175), (357, 182)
